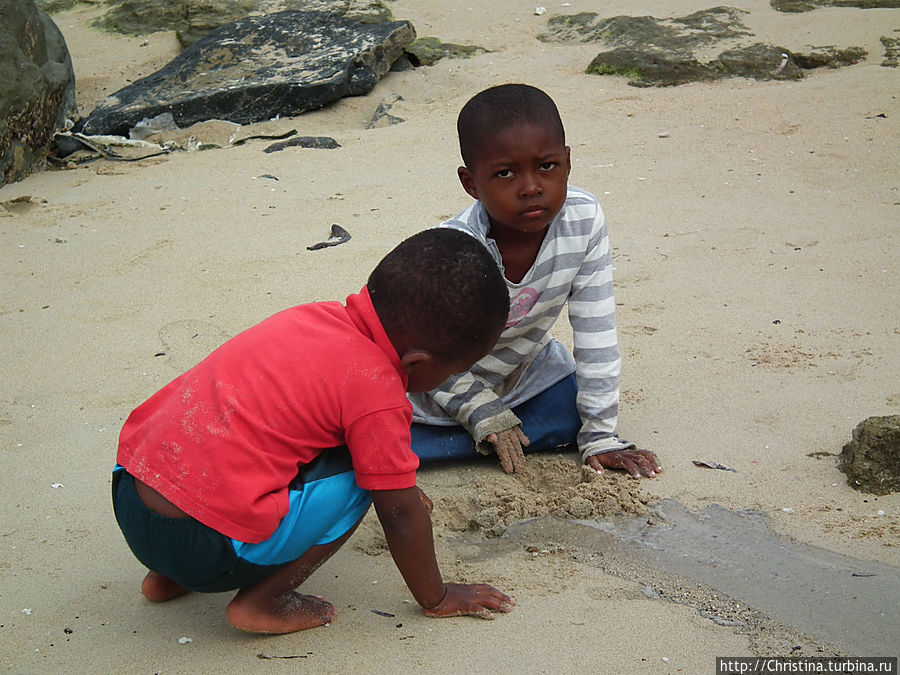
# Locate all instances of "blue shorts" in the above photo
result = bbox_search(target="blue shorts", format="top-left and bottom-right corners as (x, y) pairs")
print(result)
(410, 374), (581, 461)
(112, 447), (371, 592)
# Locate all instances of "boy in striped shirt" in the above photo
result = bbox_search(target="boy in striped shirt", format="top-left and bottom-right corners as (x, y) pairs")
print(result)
(409, 84), (661, 478)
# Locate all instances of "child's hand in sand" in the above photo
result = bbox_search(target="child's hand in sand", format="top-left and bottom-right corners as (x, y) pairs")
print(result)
(586, 448), (661, 478)
(423, 582), (516, 619)
(485, 426), (530, 473)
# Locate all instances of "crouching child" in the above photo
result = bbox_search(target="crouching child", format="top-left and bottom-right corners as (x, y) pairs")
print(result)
(112, 228), (514, 634)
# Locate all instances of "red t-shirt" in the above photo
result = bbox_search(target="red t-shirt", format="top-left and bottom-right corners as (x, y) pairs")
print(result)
(116, 287), (419, 543)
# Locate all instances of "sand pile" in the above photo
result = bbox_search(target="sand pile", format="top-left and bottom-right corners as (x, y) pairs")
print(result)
(431, 455), (650, 537)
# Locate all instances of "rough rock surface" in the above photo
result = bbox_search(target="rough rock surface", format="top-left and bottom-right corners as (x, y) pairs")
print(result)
(881, 36), (900, 67)
(540, 7), (867, 86)
(35, 0), (103, 11)
(1, 0), (77, 187)
(81, 11), (415, 136)
(770, 0), (899, 12)
(406, 37), (489, 66)
(92, 0), (394, 48)
(838, 416), (900, 495)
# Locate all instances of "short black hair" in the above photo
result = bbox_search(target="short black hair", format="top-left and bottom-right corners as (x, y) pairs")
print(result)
(368, 229), (509, 360)
(457, 83), (566, 167)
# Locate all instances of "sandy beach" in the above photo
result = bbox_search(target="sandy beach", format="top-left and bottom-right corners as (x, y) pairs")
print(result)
(1, 0), (898, 671)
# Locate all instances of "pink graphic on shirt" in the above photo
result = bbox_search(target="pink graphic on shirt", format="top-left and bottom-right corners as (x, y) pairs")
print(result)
(506, 287), (538, 327)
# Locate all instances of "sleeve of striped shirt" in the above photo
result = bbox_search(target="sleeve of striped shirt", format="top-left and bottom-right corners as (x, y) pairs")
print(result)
(423, 214), (526, 448)
(569, 203), (635, 459)
(427, 367), (523, 453)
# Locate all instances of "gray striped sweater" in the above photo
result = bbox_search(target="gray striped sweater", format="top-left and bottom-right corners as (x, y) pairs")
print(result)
(409, 185), (634, 460)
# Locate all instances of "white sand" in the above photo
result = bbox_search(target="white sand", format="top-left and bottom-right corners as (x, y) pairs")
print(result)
(1, 1), (897, 671)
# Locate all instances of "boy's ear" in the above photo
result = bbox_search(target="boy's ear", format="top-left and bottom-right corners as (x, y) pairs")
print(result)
(564, 146), (572, 177)
(457, 166), (479, 200)
(399, 348), (434, 374)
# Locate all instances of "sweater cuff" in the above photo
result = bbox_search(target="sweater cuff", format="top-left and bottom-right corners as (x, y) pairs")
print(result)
(472, 410), (523, 456)
(580, 437), (636, 464)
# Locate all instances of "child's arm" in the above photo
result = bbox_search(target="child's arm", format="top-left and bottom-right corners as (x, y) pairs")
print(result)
(370, 487), (515, 617)
(569, 200), (661, 478)
(423, 373), (532, 472)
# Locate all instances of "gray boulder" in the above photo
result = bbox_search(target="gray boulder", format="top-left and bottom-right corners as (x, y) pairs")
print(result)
(838, 415), (900, 495)
(81, 11), (415, 136)
(0, 0), (76, 187)
(92, 0), (394, 48)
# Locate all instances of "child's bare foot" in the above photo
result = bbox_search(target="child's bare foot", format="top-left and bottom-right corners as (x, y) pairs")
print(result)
(226, 590), (336, 634)
(141, 571), (190, 602)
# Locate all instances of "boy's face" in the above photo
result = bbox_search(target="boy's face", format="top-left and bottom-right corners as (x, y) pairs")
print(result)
(458, 123), (571, 234)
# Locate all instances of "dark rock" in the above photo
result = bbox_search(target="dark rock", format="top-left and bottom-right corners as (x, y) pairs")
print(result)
(542, 6), (868, 86)
(264, 136), (341, 152)
(587, 48), (716, 87)
(0, 0), (77, 187)
(673, 6), (754, 40)
(406, 37), (489, 67)
(96, 0), (255, 47)
(367, 93), (404, 128)
(838, 415), (900, 495)
(715, 43), (804, 80)
(389, 54), (416, 71)
(81, 11), (415, 136)
(93, 0), (395, 48)
(880, 36), (899, 67)
(791, 46), (867, 69)
(541, 7), (752, 50)
(35, 0), (104, 11)
(770, 0), (899, 12)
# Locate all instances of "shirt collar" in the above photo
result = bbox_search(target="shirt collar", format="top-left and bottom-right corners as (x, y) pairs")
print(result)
(345, 286), (407, 386)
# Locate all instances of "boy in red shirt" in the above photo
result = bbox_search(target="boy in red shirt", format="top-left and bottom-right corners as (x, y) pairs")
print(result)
(113, 229), (514, 634)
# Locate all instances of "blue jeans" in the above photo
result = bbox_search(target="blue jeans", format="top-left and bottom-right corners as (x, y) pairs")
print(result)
(410, 374), (581, 461)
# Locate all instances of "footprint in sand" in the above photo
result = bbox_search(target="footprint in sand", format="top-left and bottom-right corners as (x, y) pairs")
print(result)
(620, 325), (658, 336)
(0, 195), (47, 216)
(156, 319), (232, 372)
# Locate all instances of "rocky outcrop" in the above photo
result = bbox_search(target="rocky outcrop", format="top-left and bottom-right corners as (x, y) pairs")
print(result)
(92, 0), (394, 48)
(406, 37), (489, 67)
(1, 0), (77, 186)
(770, 0), (899, 12)
(35, 0), (103, 11)
(540, 7), (867, 86)
(839, 416), (900, 495)
(881, 36), (899, 67)
(81, 11), (415, 137)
